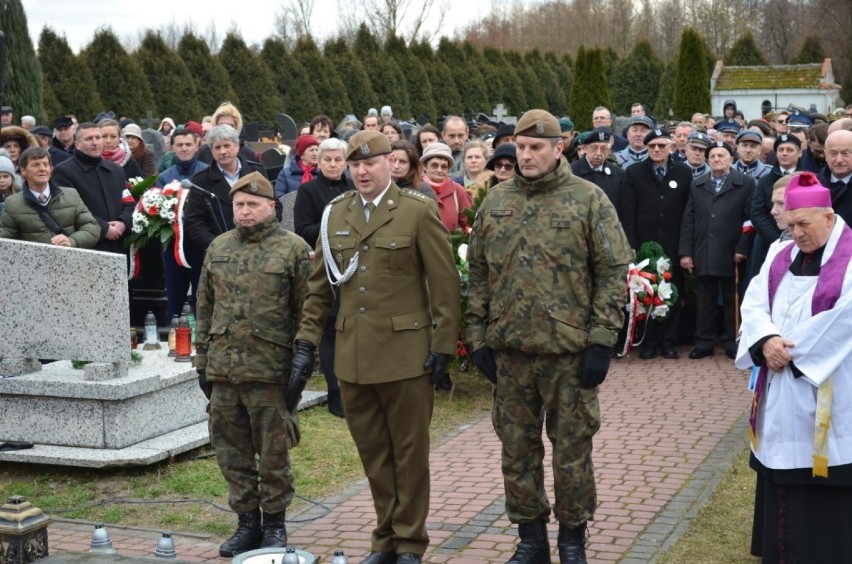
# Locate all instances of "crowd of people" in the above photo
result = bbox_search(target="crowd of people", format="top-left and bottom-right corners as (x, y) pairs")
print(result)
(1, 97), (852, 563)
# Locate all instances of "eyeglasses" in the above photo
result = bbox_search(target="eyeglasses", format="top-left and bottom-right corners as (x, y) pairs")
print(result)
(426, 162), (449, 171)
(493, 161), (514, 170)
(776, 119), (787, 124)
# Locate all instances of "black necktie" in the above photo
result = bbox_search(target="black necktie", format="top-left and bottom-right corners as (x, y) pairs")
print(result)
(655, 166), (665, 182)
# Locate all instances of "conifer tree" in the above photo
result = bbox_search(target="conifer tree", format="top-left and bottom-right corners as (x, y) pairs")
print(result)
(525, 49), (563, 115)
(38, 27), (103, 121)
(386, 35), (436, 122)
(544, 51), (570, 116)
(504, 50), (545, 111)
(724, 31), (768, 66)
(83, 27), (154, 119)
(792, 36), (826, 64)
(135, 32), (204, 123)
(292, 35), (352, 120)
(353, 24), (382, 61)
(261, 38), (320, 124)
(672, 28), (711, 120)
(1, 0), (46, 122)
(569, 46), (590, 130)
(654, 60), (677, 120)
(430, 60), (463, 117)
(588, 49), (613, 113)
(437, 39), (489, 113)
(218, 33), (282, 122)
(324, 38), (376, 116)
(177, 32), (237, 116)
(610, 40), (663, 116)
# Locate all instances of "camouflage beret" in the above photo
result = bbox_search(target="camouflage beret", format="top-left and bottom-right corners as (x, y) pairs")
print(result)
(514, 109), (561, 138)
(346, 130), (391, 161)
(229, 171), (274, 199)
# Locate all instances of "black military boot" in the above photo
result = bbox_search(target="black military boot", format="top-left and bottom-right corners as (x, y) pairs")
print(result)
(556, 522), (587, 564)
(260, 511), (287, 548)
(218, 509), (262, 557)
(507, 519), (550, 564)
(327, 389), (345, 418)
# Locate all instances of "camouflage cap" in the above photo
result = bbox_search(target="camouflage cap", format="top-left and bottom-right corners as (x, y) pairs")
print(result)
(346, 130), (391, 161)
(229, 171), (274, 199)
(514, 109), (561, 138)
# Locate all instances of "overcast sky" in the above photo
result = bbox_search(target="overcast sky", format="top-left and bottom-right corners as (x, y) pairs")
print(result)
(25, 0), (491, 53)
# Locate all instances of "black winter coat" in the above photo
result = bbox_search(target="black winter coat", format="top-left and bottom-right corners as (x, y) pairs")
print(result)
(819, 170), (852, 227)
(51, 151), (134, 253)
(293, 172), (354, 249)
(626, 156), (692, 261)
(572, 157), (637, 248)
(679, 169), (755, 278)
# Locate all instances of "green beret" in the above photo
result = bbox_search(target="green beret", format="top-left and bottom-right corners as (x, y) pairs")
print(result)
(346, 130), (391, 161)
(229, 171), (274, 199)
(514, 109), (561, 138)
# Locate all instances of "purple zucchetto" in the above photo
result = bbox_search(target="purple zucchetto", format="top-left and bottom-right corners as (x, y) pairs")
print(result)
(785, 172), (832, 211)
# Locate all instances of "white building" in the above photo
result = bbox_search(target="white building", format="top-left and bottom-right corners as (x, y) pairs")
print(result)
(710, 58), (842, 120)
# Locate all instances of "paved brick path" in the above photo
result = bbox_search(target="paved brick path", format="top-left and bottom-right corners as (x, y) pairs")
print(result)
(47, 348), (751, 562)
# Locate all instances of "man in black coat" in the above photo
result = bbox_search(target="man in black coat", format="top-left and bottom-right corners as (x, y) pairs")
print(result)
(819, 130), (852, 225)
(679, 142), (755, 360)
(571, 127), (636, 247)
(52, 122), (134, 254)
(626, 127), (693, 359)
(183, 125), (271, 253)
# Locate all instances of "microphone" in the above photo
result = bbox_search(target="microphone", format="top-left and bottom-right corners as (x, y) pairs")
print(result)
(180, 178), (217, 199)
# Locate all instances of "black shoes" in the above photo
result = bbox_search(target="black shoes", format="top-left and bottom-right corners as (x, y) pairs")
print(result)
(689, 348), (714, 359)
(435, 374), (453, 391)
(361, 551), (398, 564)
(639, 348), (656, 360)
(507, 520), (551, 564)
(327, 388), (345, 418)
(661, 346), (679, 359)
(259, 511), (287, 549)
(725, 349), (737, 359)
(557, 522), (588, 564)
(396, 553), (422, 564)
(219, 509), (262, 557)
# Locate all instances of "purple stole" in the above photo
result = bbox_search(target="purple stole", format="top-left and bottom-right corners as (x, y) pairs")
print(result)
(749, 223), (852, 448)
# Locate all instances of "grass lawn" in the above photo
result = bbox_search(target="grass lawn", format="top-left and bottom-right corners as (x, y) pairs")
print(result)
(0, 367), (493, 539)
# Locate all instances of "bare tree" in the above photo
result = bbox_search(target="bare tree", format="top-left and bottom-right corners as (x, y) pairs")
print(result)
(339, 0), (450, 44)
(274, 0), (316, 47)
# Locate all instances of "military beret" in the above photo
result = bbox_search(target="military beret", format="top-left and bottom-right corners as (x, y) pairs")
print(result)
(687, 131), (711, 149)
(558, 117), (574, 132)
(346, 130), (391, 161)
(715, 120), (741, 133)
(229, 170), (274, 199)
(514, 109), (561, 138)
(774, 134), (802, 151)
(626, 115), (654, 130)
(705, 141), (735, 158)
(736, 130), (762, 144)
(643, 128), (670, 145)
(581, 127), (612, 145)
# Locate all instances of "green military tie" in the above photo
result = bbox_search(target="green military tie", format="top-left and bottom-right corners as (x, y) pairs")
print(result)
(364, 202), (376, 222)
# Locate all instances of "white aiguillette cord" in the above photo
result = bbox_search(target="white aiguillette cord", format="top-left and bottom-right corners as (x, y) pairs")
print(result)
(320, 203), (359, 286)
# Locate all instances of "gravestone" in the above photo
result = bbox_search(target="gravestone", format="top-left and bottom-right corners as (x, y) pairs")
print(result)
(275, 113), (298, 143)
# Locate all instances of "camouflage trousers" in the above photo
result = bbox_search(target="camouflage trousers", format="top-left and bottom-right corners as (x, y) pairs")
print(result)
(209, 382), (300, 514)
(492, 349), (601, 527)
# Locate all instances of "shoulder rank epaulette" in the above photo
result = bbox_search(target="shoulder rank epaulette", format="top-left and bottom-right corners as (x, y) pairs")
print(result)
(399, 188), (429, 202)
(329, 191), (356, 205)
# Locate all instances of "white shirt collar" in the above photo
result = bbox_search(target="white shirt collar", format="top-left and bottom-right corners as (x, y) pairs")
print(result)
(29, 185), (51, 204)
(831, 173), (852, 184)
(359, 181), (392, 208)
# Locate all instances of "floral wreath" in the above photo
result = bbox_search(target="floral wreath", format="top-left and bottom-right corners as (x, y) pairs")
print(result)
(621, 241), (679, 356)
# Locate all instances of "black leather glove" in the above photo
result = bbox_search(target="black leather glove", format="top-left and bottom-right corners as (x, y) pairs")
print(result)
(424, 352), (453, 385)
(579, 345), (613, 389)
(197, 369), (212, 399)
(287, 340), (315, 411)
(471, 346), (497, 384)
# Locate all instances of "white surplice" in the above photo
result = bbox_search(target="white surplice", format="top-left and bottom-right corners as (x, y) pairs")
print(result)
(736, 216), (852, 470)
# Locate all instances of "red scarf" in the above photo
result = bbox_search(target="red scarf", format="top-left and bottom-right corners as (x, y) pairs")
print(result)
(299, 161), (316, 184)
(103, 145), (128, 166)
(425, 175), (453, 195)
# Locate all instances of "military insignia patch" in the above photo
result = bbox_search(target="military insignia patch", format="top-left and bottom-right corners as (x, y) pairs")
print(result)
(249, 181), (258, 193)
(387, 199), (394, 205)
(597, 131), (606, 141)
(335, 230), (350, 236)
(491, 210), (513, 217)
(360, 143), (370, 155)
(535, 122), (545, 134)
(655, 129), (663, 136)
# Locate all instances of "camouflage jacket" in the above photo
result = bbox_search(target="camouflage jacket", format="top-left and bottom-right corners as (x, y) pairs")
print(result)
(194, 215), (313, 384)
(464, 157), (632, 354)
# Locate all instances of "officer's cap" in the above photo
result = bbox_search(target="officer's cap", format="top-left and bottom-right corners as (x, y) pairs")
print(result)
(229, 171), (274, 199)
(514, 109), (561, 138)
(345, 130), (391, 161)
(736, 130), (763, 144)
(626, 115), (654, 130)
(715, 120), (741, 133)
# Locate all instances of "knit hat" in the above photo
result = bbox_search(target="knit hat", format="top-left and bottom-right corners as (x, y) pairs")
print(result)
(785, 172), (831, 210)
(229, 171), (274, 199)
(420, 142), (454, 166)
(0, 155), (14, 176)
(122, 123), (143, 140)
(380, 105), (393, 116)
(514, 109), (561, 138)
(183, 120), (204, 138)
(294, 134), (319, 158)
(346, 130), (391, 161)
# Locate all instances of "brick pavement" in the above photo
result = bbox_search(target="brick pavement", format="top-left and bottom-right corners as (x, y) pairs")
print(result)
(46, 348), (751, 562)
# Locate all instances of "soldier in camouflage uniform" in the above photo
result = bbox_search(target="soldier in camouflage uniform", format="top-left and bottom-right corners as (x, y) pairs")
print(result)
(194, 171), (313, 558)
(465, 110), (632, 564)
